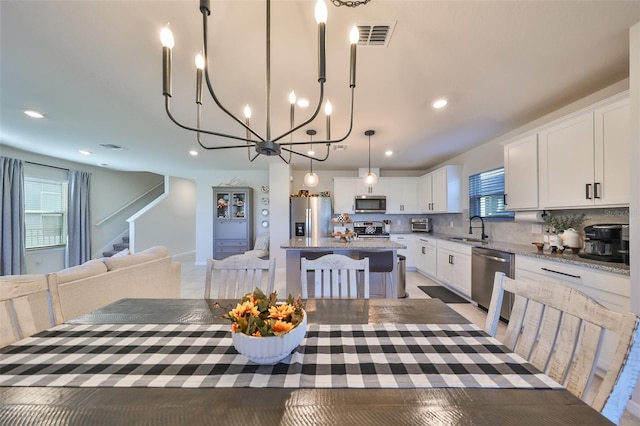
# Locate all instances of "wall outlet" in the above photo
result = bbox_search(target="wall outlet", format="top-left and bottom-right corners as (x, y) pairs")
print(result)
(450, 221), (454, 228)
(531, 224), (543, 234)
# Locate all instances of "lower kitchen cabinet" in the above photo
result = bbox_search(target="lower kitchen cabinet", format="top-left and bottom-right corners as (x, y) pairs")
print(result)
(515, 255), (630, 373)
(436, 240), (472, 297)
(390, 234), (415, 268)
(414, 236), (437, 278)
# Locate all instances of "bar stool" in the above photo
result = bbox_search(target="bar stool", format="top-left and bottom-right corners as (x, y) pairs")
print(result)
(358, 251), (394, 298)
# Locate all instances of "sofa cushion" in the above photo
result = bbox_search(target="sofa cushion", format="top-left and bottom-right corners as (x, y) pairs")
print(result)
(103, 246), (168, 271)
(52, 260), (108, 285)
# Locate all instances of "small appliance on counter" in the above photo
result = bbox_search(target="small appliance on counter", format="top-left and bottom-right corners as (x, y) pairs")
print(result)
(410, 218), (432, 233)
(578, 224), (628, 263)
(353, 221), (390, 238)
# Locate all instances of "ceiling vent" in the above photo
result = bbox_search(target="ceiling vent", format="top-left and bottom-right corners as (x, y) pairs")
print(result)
(356, 21), (396, 47)
(99, 143), (124, 150)
(333, 144), (348, 151)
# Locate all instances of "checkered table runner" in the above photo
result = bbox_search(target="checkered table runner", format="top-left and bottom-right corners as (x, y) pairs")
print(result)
(0, 323), (562, 389)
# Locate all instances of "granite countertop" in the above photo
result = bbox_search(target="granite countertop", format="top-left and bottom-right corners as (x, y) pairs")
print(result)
(281, 237), (406, 250)
(427, 232), (630, 276)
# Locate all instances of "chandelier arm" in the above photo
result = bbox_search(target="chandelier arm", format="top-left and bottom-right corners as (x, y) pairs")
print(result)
(277, 153), (292, 165)
(271, 83), (325, 144)
(279, 87), (355, 146)
(200, 7), (265, 143)
(165, 97), (257, 144)
(281, 143), (331, 162)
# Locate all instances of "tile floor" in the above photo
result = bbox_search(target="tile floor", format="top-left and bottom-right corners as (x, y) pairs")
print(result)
(176, 253), (638, 425)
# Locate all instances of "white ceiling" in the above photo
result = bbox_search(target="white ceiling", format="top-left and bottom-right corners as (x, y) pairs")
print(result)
(1, 1), (639, 177)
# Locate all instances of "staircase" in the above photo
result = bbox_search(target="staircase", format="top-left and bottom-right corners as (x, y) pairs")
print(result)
(102, 236), (130, 257)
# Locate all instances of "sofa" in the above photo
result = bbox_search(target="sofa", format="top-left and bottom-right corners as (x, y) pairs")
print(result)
(47, 245), (181, 321)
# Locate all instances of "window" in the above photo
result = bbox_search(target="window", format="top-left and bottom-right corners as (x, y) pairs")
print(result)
(468, 167), (514, 219)
(24, 177), (68, 248)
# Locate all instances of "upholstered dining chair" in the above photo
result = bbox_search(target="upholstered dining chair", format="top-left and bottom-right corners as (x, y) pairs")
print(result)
(485, 272), (640, 425)
(205, 254), (276, 299)
(300, 254), (369, 299)
(0, 274), (64, 347)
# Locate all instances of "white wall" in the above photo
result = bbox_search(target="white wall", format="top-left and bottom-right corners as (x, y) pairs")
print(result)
(269, 163), (292, 273)
(628, 20), (640, 417)
(129, 176), (196, 256)
(193, 169), (270, 265)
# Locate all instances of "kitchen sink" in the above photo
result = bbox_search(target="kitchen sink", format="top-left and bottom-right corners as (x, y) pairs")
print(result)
(448, 236), (487, 244)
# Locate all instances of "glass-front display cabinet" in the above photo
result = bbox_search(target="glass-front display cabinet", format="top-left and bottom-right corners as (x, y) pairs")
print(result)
(213, 186), (254, 259)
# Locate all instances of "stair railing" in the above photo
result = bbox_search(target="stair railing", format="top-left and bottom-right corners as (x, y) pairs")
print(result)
(94, 182), (164, 227)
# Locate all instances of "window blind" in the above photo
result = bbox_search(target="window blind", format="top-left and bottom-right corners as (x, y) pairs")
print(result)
(468, 167), (514, 219)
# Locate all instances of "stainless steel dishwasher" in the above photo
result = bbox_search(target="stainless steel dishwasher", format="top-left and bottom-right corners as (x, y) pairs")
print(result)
(471, 247), (515, 321)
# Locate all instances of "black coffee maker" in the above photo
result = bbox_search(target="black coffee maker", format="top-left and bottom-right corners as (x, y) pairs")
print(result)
(578, 224), (628, 263)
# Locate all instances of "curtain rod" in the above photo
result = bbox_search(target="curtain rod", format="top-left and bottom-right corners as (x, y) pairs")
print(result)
(25, 161), (69, 172)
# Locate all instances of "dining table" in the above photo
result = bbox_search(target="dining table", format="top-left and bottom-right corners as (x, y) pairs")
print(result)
(0, 297), (614, 425)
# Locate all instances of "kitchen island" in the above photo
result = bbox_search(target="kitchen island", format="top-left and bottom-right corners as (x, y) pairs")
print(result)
(281, 237), (407, 298)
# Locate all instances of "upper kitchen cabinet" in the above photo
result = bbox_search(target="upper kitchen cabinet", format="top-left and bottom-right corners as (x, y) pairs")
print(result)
(419, 165), (462, 213)
(538, 93), (630, 209)
(504, 134), (539, 210)
(381, 177), (420, 214)
(332, 177), (357, 214)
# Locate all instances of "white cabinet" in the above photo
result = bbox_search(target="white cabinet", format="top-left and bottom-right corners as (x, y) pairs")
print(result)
(390, 234), (415, 268)
(593, 97), (631, 206)
(504, 134), (539, 210)
(538, 93), (630, 209)
(419, 166), (462, 213)
(332, 177), (357, 214)
(414, 236), (437, 278)
(382, 177), (420, 214)
(515, 255), (630, 373)
(436, 240), (472, 297)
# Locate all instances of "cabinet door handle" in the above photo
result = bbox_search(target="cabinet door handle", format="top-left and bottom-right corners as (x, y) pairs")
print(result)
(594, 182), (601, 199)
(449, 254), (454, 264)
(585, 183), (592, 200)
(503, 194), (508, 206)
(541, 267), (581, 279)
(422, 247), (425, 255)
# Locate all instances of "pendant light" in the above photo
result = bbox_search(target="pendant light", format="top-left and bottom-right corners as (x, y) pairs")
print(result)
(363, 130), (378, 188)
(304, 130), (319, 187)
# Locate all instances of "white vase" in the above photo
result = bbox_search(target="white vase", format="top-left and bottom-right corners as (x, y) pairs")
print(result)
(561, 228), (581, 248)
(231, 310), (307, 364)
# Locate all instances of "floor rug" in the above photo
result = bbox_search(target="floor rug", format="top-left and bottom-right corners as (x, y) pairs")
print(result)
(418, 286), (469, 304)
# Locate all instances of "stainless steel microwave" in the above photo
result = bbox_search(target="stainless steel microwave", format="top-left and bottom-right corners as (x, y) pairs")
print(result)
(354, 195), (386, 213)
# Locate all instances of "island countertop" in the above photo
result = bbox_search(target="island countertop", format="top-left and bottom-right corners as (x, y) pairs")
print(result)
(281, 237), (407, 250)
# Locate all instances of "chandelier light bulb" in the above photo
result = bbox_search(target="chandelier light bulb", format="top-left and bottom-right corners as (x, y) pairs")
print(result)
(324, 100), (332, 116)
(289, 90), (296, 104)
(195, 53), (205, 69)
(350, 26), (359, 44)
(160, 24), (174, 49)
(304, 172), (319, 187)
(315, 0), (328, 24)
(243, 105), (252, 119)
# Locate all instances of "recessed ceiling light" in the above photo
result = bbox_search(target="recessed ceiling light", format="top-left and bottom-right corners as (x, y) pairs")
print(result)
(24, 110), (44, 118)
(307, 149), (315, 156)
(296, 98), (310, 108)
(189, 150), (198, 156)
(78, 150), (92, 155)
(384, 150), (393, 156)
(432, 98), (448, 109)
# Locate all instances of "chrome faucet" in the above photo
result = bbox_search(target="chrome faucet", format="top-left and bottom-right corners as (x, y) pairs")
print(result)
(469, 216), (488, 240)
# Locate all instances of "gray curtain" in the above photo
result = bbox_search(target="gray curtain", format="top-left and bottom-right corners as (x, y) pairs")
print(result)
(67, 170), (91, 267)
(0, 156), (26, 275)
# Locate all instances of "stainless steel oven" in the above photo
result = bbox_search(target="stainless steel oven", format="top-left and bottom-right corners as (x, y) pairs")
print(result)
(354, 195), (386, 213)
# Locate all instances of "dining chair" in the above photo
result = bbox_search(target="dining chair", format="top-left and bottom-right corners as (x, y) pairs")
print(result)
(485, 272), (640, 425)
(300, 254), (369, 299)
(205, 254), (276, 299)
(0, 274), (64, 347)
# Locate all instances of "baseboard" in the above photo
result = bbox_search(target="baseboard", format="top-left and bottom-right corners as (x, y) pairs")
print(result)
(172, 250), (195, 261)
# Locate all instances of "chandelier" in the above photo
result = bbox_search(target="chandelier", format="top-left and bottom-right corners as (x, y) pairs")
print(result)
(160, 0), (362, 164)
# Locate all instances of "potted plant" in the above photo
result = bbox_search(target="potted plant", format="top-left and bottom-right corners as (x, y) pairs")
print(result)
(542, 213), (587, 249)
(219, 289), (306, 364)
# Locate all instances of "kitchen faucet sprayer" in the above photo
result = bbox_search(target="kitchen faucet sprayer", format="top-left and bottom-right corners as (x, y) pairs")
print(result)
(469, 216), (488, 240)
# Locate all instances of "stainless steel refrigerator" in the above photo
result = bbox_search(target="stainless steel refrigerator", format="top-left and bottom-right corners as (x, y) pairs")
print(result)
(290, 197), (332, 239)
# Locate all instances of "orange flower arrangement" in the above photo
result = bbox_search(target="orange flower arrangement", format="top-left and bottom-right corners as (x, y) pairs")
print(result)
(221, 288), (304, 337)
